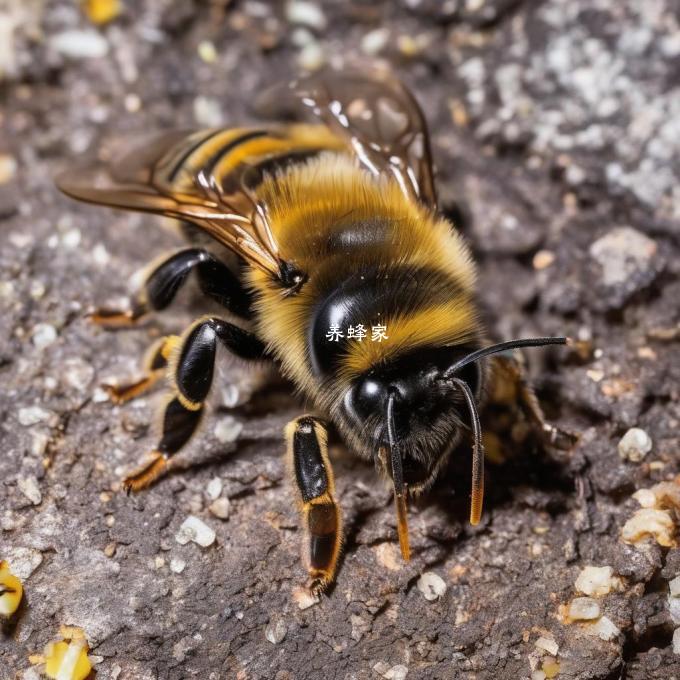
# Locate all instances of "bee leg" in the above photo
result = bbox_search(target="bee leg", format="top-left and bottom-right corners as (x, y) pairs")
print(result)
(492, 354), (577, 450)
(517, 379), (577, 450)
(123, 316), (267, 492)
(103, 335), (180, 404)
(122, 396), (203, 492)
(285, 416), (342, 596)
(90, 247), (253, 327)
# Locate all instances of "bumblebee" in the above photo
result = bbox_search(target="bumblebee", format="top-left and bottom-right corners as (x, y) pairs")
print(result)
(57, 68), (572, 594)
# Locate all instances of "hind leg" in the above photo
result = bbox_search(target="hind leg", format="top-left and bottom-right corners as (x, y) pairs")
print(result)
(90, 247), (253, 326)
(103, 335), (179, 404)
(122, 316), (267, 491)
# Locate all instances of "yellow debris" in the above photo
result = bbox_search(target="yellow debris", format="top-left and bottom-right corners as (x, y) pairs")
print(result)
(622, 478), (680, 548)
(32, 626), (92, 680)
(82, 0), (121, 25)
(542, 658), (560, 678)
(0, 560), (23, 617)
(621, 508), (675, 547)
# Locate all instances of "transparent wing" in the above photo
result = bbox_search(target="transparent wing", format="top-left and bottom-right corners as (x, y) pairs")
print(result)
(56, 129), (287, 281)
(292, 66), (437, 207)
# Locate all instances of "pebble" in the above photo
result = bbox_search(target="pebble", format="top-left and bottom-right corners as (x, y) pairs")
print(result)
(123, 94), (141, 113)
(0, 153), (17, 184)
(265, 618), (287, 644)
(384, 665), (409, 680)
(61, 228), (82, 249)
(63, 358), (95, 392)
(198, 40), (217, 63)
(669, 597), (680, 625)
(214, 416), (243, 444)
(618, 428), (652, 462)
(0, 281), (15, 298)
(206, 477), (223, 501)
(373, 542), (401, 571)
(29, 280), (46, 299)
(568, 597), (600, 621)
(589, 227), (658, 293)
(586, 616), (620, 642)
(18, 405), (54, 426)
(50, 30), (110, 59)
(361, 28), (390, 56)
(170, 558), (186, 574)
(575, 566), (621, 597)
(286, 1), (327, 31)
(532, 249), (555, 270)
(290, 27), (315, 48)
(175, 515), (216, 547)
(18, 476), (42, 505)
(92, 243), (110, 265)
(297, 42), (325, 72)
(621, 508), (675, 547)
(193, 96), (223, 127)
(32, 323), (58, 349)
(4, 547), (43, 579)
(673, 628), (680, 655)
(31, 432), (49, 456)
(632, 488), (657, 508)
(417, 572), (447, 601)
(535, 636), (559, 656)
(208, 497), (231, 520)
(292, 586), (319, 610)
(670, 577), (680, 598)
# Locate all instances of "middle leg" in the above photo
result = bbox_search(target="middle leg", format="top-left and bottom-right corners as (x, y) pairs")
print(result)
(122, 316), (267, 491)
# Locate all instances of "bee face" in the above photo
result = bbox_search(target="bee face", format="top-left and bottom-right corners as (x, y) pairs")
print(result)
(339, 346), (483, 492)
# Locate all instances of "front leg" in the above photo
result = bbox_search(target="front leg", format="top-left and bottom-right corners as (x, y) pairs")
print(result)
(90, 247), (253, 326)
(285, 416), (343, 595)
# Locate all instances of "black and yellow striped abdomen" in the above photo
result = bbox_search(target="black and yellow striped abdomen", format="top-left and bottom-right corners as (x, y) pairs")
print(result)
(249, 153), (484, 450)
(152, 124), (346, 197)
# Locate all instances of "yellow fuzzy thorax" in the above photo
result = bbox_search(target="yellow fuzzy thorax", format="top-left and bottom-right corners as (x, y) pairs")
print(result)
(247, 154), (481, 409)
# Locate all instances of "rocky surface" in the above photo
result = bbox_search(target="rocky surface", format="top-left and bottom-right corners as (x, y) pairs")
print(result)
(1, 1), (679, 678)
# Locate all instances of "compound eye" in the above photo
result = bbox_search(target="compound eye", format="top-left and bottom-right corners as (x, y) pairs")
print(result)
(349, 376), (388, 422)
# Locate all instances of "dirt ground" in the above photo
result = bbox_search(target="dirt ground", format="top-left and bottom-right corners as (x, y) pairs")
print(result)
(1, 1), (680, 678)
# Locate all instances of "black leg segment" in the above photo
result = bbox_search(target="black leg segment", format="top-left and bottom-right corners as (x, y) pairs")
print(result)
(144, 248), (253, 319)
(175, 317), (267, 406)
(122, 316), (266, 493)
(89, 248), (254, 327)
(292, 417), (330, 503)
(158, 397), (204, 455)
(285, 416), (342, 595)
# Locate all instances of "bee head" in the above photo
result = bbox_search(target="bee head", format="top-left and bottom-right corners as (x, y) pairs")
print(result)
(342, 346), (482, 490)
(340, 336), (569, 559)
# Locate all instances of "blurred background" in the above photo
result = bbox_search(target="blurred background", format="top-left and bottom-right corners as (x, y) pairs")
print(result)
(1, 1), (679, 679)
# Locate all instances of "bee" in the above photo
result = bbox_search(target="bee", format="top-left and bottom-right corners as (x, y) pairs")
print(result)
(57, 67), (573, 595)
